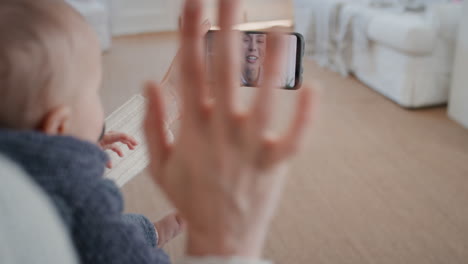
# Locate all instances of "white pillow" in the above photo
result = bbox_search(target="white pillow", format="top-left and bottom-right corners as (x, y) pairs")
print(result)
(399, 0), (426, 10)
(369, 0), (452, 10)
(369, 0), (399, 7)
(399, 0), (452, 11)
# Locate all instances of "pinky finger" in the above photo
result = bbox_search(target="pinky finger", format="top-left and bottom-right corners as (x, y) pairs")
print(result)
(272, 86), (318, 163)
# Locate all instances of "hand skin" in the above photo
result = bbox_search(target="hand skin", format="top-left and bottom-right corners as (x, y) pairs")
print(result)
(159, 18), (211, 128)
(144, 0), (318, 259)
(153, 212), (187, 248)
(99, 131), (139, 168)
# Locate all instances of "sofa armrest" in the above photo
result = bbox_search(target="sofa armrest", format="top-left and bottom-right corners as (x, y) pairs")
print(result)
(425, 3), (463, 43)
(367, 12), (436, 55)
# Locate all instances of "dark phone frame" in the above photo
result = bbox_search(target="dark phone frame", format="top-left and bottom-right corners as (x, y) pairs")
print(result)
(206, 30), (305, 90)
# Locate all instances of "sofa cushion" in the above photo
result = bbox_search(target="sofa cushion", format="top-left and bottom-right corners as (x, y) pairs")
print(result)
(425, 3), (463, 42)
(367, 12), (436, 55)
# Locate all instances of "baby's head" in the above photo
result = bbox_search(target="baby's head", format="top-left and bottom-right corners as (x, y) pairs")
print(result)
(0, 0), (104, 142)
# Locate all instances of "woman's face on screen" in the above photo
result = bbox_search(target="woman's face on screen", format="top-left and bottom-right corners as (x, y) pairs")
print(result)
(242, 33), (266, 85)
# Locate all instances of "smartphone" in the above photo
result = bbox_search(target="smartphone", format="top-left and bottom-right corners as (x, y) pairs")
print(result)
(206, 30), (305, 90)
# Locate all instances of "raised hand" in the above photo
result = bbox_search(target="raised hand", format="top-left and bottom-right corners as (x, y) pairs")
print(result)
(144, 0), (317, 258)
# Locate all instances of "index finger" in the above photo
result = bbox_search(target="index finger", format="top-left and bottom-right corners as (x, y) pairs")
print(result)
(180, 0), (206, 117)
(213, 0), (242, 115)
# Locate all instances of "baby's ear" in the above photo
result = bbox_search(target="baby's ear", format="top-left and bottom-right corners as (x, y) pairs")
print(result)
(40, 106), (72, 136)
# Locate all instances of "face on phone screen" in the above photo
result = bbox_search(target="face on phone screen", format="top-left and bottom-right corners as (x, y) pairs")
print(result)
(206, 31), (301, 89)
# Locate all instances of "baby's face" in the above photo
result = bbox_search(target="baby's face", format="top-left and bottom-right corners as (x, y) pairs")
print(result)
(71, 34), (105, 143)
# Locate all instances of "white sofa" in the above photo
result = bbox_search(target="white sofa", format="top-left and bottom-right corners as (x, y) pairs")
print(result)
(352, 4), (462, 108)
(295, 1), (463, 108)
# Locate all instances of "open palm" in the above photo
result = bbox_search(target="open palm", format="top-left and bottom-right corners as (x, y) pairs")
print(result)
(144, 0), (317, 257)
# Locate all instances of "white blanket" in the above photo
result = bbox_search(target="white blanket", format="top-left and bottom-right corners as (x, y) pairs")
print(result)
(104, 95), (174, 187)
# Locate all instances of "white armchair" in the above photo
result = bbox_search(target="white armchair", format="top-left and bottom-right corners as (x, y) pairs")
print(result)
(351, 3), (462, 107)
(295, 1), (463, 108)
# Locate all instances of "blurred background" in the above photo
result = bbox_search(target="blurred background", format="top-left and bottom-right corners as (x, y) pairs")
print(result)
(66, 0), (468, 263)
(67, 0), (294, 45)
(66, 0), (467, 128)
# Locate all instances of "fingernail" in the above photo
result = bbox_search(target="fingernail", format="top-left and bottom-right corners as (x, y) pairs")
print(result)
(203, 19), (210, 25)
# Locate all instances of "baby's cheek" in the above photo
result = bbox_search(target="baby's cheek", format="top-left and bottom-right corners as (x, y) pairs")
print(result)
(91, 98), (105, 140)
(74, 95), (105, 142)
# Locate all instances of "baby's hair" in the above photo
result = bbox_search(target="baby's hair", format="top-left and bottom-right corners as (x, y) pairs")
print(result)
(0, 0), (89, 130)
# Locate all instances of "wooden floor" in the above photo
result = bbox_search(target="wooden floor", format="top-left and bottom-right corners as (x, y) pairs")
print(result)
(102, 32), (468, 264)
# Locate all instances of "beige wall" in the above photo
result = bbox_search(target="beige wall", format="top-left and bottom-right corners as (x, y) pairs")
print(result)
(110, 0), (181, 35)
(203, 0), (293, 24)
(245, 0), (293, 22)
(110, 0), (294, 36)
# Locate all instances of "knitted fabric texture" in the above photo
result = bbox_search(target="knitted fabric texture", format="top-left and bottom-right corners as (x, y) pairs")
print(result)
(0, 129), (170, 264)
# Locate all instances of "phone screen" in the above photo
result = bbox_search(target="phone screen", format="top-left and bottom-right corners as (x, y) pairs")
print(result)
(206, 31), (303, 89)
